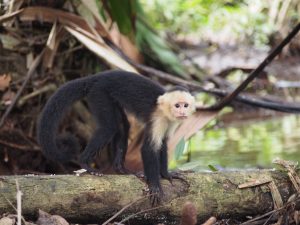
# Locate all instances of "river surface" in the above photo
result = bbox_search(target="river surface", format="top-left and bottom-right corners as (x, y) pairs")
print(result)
(173, 114), (300, 171)
(176, 44), (300, 171)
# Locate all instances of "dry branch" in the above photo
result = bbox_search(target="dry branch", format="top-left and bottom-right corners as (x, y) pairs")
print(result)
(0, 170), (298, 224)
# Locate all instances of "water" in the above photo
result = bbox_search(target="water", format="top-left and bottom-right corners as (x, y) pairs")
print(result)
(172, 114), (300, 171)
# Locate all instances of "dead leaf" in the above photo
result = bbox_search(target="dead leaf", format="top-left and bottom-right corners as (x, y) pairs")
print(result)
(78, 0), (111, 38)
(125, 116), (145, 172)
(125, 138), (143, 172)
(14, 7), (137, 72)
(2, 0), (24, 27)
(238, 178), (271, 188)
(65, 26), (137, 72)
(18, 6), (110, 40)
(43, 23), (65, 68)
(0, 74), (11, 91)
(0, 9), (23, 23)
(110, 24), (143, 63)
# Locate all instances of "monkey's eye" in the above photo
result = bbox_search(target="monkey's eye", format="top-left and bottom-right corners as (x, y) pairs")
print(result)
(175, 103), (180, 108)
(184, 103), (189, 108)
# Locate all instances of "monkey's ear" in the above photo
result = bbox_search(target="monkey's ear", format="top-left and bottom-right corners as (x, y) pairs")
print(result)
(157, 95), (166, 105)
(157, 93), (171, 105)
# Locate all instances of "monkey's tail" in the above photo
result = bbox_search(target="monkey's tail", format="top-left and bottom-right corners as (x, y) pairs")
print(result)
(37, 78), (92, 162)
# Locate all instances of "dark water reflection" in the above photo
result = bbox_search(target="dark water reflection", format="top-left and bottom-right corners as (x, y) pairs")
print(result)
(173, 115), (300, 171)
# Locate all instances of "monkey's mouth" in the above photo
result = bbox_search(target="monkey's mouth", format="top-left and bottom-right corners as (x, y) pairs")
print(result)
(176, 116), (188, 120)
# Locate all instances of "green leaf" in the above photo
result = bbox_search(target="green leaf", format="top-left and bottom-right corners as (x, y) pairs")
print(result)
(174, 138), (186, 160)
(136, 20), (186, 76)
(105, 0), (136, 36)
(208, 164), (219, 172)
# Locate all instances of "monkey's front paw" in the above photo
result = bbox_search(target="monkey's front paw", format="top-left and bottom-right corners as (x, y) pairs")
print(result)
(148, 185), (163, 206)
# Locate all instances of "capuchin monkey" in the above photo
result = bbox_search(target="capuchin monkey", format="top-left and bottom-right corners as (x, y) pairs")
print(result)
(37, 70), (196, 205)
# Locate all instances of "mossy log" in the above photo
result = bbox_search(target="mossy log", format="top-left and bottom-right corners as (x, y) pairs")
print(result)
(0, 170), (297, 224)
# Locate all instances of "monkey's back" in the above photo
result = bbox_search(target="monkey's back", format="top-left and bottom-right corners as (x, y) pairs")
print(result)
(88, 70), (165, 121)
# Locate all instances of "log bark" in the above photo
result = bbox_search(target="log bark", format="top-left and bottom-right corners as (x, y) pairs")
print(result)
(0, 170), (297, 224)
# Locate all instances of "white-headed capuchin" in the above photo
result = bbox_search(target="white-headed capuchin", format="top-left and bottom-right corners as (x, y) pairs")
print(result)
(37, 70), (196, 205)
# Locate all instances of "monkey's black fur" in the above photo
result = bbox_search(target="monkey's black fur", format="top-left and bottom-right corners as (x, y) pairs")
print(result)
(109, 103), (131, 173)
(38, 70), (191, 204)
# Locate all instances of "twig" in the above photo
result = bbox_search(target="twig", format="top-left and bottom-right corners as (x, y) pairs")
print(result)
(241, 208), (276, 225)
(0, 139), (39, 151)
(0, 49), (45, 128)
(102, 195), (149, 225)
(262, 213), (275, 225)
(16, 180), (22, 225)
(0, 188), (26, 225)
(17, 84), (56, 107)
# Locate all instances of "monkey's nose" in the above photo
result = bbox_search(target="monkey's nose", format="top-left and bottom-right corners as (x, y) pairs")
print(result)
(179, 111), (185, 116)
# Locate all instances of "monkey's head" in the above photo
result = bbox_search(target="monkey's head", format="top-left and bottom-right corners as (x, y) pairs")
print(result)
(157, 87), (196, 121)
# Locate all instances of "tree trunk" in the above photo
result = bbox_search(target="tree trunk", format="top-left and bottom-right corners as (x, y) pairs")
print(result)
(0, 170), (297, 224)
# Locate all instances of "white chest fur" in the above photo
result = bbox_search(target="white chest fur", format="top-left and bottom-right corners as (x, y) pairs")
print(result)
(150, 115), (180, 151)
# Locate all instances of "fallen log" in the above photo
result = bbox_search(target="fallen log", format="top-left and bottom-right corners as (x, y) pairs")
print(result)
(0, 170), (298, 224)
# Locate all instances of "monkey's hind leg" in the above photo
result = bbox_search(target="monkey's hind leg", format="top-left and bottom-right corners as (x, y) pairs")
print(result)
(111, 107), (132, 174)
(80, 92), (119, 175)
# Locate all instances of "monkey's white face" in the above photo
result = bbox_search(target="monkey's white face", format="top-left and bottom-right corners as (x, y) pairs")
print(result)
(157, 91), (196, 121)
(171, 102), (192, 120)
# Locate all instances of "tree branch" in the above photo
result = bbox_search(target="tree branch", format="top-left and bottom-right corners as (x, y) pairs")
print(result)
(0, 170), (298, 224)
